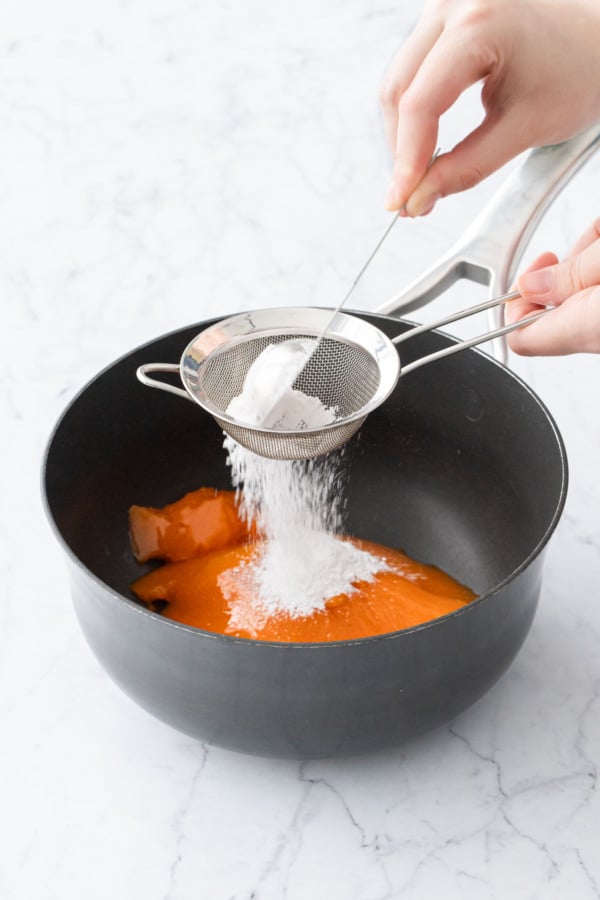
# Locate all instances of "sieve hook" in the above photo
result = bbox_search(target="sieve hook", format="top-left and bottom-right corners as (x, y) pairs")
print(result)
(136, 362), (191, 401)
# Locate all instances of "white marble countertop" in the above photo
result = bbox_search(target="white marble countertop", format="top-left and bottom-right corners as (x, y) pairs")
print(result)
(3, 1), (600, 898)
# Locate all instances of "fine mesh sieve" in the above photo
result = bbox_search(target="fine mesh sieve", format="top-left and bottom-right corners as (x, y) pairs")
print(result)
(136, 296), (547, 461)
(136, 130), (600, 460)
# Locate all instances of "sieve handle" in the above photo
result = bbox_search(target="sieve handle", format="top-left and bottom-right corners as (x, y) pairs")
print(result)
(136, 363), (191, 401)
(395, 290), (549, 376)
(393, 289), (521, 345)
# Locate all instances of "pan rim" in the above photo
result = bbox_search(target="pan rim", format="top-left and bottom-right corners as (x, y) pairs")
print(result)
(41, 310), (568, 650)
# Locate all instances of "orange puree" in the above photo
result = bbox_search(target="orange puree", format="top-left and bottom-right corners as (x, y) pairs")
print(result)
(132, 539), (475, 641)
(130, 489), (476, 641)
(129, 487), (251, 563)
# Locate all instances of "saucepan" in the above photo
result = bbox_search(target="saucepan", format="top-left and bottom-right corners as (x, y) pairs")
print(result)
(43, 125), (600, 758)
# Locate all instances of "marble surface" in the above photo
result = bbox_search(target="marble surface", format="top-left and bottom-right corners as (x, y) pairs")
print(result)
(3, 1), (600, 897)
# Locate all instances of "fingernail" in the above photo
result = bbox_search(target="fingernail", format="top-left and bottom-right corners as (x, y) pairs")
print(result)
(408, 192), (441, 218)
(384, 181), (402, 211)
(519, 268), (554, 295)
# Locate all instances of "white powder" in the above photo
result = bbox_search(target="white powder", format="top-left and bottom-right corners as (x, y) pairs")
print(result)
(220, 532), (387, 633)
(225, 340), (337, 430)
(221, 437), (389, 625)
(219, 340), (389, 626)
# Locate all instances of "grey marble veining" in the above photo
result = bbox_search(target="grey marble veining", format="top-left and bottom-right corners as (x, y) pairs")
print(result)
(2, 1), (600, 898)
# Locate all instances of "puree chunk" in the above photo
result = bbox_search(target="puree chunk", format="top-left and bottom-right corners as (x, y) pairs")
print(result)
(129, 487), (250, 563)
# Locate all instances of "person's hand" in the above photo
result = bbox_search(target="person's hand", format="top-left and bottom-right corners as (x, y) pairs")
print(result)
(506, 219), (600, 355)
(380, 0), (600, 216)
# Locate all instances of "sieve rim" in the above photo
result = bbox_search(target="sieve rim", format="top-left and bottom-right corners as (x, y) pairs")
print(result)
(177, 306), (402, 436)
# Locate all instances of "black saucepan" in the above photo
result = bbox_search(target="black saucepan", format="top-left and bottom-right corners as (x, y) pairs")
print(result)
(43, 312), (567, 758)
(46, 128), (600, 758)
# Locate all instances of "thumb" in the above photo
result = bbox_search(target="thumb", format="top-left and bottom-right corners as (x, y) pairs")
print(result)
(505, 252), (559, 324)
(405, 111), (526, 217)
(518, 237), (600, 306)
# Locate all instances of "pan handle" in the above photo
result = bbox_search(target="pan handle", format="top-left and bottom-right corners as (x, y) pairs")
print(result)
(136, 363), (191, 402)
(379, 122), (600, 317)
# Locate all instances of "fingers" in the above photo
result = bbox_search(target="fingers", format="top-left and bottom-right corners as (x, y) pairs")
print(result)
(507, 285), (600, 355)
(508, 246), (600, 355)
(506, 252), (559, 322)
(384, 30), (496, 211)
(518, 235), (600, 307)
(404, 110), (527, 216)
(380, 13), (443, 157)
(505, 253), (555, 355)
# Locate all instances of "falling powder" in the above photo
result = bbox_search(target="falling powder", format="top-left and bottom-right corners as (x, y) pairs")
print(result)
(220, 436), (389, 628)
(218, 340), (390, 627)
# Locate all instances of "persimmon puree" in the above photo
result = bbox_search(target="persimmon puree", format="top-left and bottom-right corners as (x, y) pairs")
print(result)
(129, 487), (250, 563)
(129, 488), (476, 642)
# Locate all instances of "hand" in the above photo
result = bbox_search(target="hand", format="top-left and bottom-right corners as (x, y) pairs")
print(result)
(506, 219), (600, 355)
(380, 0), (600, 216)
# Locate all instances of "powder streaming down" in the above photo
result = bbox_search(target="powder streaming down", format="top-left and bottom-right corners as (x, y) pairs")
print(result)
(221, 340), (389, 621)
(223, 437), (388, 622)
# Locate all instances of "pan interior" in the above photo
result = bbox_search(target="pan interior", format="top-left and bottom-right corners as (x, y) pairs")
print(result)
(44, 315), (566, 625)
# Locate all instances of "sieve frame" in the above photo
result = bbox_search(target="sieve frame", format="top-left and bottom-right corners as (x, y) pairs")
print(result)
(136, 306), (402, 460)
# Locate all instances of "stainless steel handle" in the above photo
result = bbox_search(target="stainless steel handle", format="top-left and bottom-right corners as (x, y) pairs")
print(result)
(393, 290), (548, 375)
(378, 122), (600, 317)
(136, 363), (191, 401)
